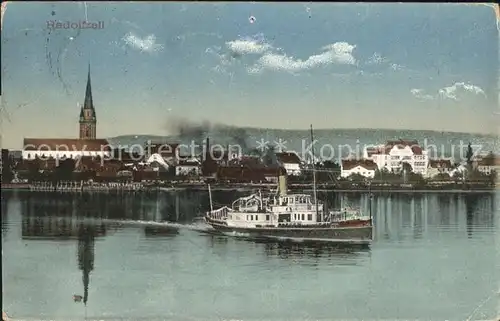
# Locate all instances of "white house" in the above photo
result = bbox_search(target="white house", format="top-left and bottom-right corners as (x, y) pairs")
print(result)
(145, 153), (171, 170)
(450, 164), (467, 178)
(340, 159), (377, 179)
(175, 158), (201, 176)
(364, 139), (429, 175)
(144, 141), (180, 164)
(22, 138), (112, 160)
(426, 159), (454, 179)
(276, 152), (302, 176)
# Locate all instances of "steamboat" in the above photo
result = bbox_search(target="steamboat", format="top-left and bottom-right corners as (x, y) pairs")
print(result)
(205, 126), (373, 244)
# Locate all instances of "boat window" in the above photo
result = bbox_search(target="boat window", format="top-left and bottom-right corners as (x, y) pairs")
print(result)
(308, 214), (312, 221)
(255, 215), (258, 221)
(301, 214), (305, 220)
(246, 215), (249, 221)
(266, 215), (270, 221)
(278, 214), (291, 223)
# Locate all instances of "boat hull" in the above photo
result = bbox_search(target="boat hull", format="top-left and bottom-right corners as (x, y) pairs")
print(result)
(205, 217), (373, 244)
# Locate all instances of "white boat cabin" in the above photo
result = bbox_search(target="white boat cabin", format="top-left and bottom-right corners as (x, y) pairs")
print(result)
(208, 193), (327, 228)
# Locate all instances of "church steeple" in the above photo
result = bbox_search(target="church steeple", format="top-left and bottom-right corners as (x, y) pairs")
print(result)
(84, 63), (94, 113)
(79, 63), (97, 140)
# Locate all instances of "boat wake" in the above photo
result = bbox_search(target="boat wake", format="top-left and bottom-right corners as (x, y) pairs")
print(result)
(221, 231), (251, 238)
(107, 219), (215, 233)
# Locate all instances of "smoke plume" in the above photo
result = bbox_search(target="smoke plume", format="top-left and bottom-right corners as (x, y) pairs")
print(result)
(165, 117), (250, 153)
(228, 127), (249, 153)
(166, 117), (211, 144)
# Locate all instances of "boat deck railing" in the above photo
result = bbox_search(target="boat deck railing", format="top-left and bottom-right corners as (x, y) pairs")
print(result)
(208, 206), (231, 220)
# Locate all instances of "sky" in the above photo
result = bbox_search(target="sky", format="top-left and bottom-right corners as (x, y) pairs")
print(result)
(1, 2), (499, 148)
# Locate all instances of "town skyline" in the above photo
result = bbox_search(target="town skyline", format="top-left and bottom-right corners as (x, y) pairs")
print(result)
(1, 2), (498, 149)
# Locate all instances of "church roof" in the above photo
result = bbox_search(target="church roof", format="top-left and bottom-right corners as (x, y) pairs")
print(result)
(23, 138), (111, 152)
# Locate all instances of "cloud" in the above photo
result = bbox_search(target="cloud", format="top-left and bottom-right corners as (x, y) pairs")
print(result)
(209, 35), (357, 75)
(366, 52), (388, 65)
(365, 52), (406, 70)
(390, 63), (404, 71)
(410, 89), (434, 101)
(226, 38), (272, 55)
(122, 32), (164, 53)
(249, 42), (357, 73)
(411, 82), (486, 102)
(206, 34), (274, 75)
(438, 82), (486, 100)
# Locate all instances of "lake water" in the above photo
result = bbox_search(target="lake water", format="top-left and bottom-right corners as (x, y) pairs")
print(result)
(2, 190), (499, 321)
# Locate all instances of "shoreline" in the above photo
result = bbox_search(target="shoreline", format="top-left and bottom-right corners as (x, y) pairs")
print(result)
(1, 183), (497, 193)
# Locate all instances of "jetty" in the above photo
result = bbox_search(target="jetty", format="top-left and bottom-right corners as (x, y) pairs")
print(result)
(29, 181), (145, 193)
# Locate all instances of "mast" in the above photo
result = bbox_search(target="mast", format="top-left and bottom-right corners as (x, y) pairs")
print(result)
(208, 184), (213, 211)
(310, 125), (319, 219)
(368, 181), (372, 220)
(258, 189), (262, 210)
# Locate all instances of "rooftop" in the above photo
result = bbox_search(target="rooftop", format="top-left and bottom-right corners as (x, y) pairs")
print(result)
(341, 159), (378, 171)
(23, 138), (111, 152)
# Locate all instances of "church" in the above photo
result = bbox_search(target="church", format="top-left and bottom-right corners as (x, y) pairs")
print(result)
(22, 65), (112, 160)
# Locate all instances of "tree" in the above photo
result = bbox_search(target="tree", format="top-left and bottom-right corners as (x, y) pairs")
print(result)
(452, 170), (464, 182)
(374, 168), (400, 183)
(488, 170), (498, 186)
(26, 159), (42, 182)
(1, 150), (14, 183)
(322, 160), (340, 170)
(348, 173), (366, 182)
(401, 162), (413, 173)
(262, 145), (278, 166)
(408, 172), (426, 186)
(53, 158), (76, 182)
(465, 142), (474, 169)
(432, 173), (451, 181)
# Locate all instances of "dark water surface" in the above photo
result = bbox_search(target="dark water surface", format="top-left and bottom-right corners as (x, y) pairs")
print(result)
(2, 190), (499, 321)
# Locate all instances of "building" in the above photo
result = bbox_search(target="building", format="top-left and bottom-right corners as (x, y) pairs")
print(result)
(450, 164), (467, 178)
(216, 156), (282, 183)
(23, 138), (111, 160)
(340, 159), (377, 179)
(79, 65), (97, 140)
(201, 137), (240, 176)
(426, 159), (454, 178)
(473, 153), (500, 175)
(276, 152), (302, 176)
(22, 64), (111, 160)
(175, 158), (201, 176)
(364, 139), (429, 175)
(144, 141), (180, 163)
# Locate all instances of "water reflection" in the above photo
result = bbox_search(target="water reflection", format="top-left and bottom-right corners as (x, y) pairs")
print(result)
(143, 225), (179, 237)
(260, 240), (370, 265)
(77, 221), (97, 306)
(15, 190), (209, 223)
(7, 190), (497, 244)
(1, 191), (11, 236)
(321, 192), (495, 242)
(465, 194), (480, 238)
